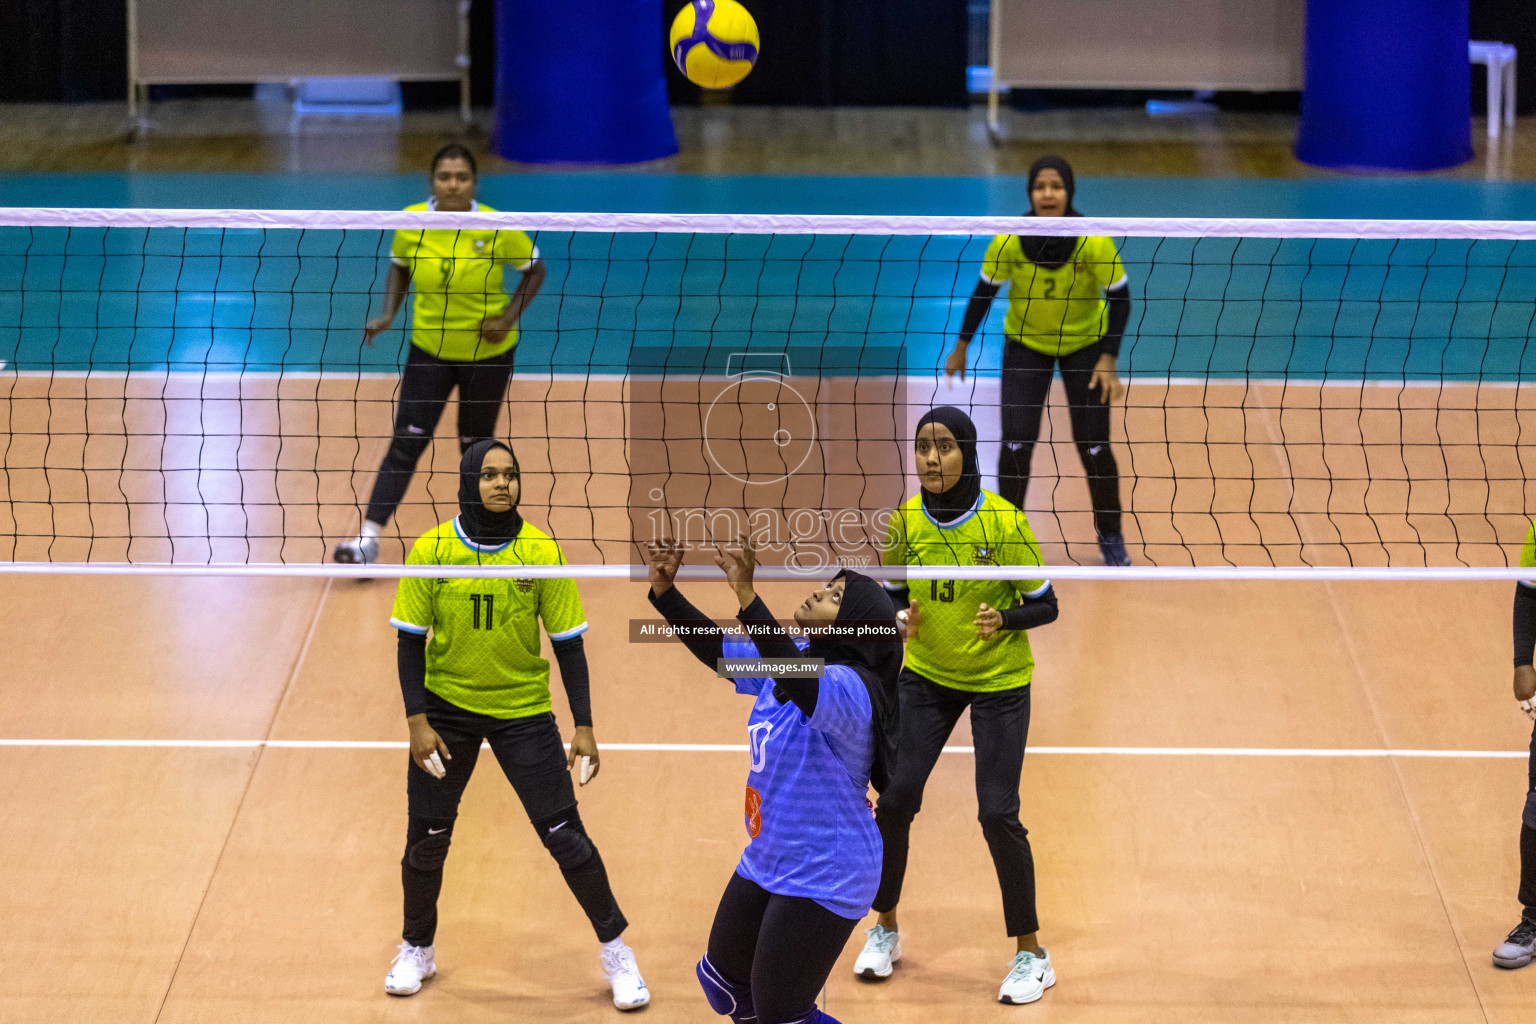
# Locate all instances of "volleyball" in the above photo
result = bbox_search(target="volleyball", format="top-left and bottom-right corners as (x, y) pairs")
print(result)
(669, 0), (759, 89)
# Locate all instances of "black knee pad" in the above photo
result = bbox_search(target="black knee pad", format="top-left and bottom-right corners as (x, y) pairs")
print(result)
(382, 429), (432, 472)
(534, 809), (595, 872)
(404, 818), (455, 871)
(1000, 440), (1036, 471)
(1075, 440), (1118, 477)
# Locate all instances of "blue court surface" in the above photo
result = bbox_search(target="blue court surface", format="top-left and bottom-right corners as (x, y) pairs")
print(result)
(3, 173), (1536, 380)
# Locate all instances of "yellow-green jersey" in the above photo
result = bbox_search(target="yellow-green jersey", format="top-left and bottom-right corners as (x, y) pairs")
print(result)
(1522, 518), (1536, 584)
(390, 200), (539, 362)
(882, 489), (1049, 692)
(389, 517), (586, 718)
(981, 233), (1127, 357)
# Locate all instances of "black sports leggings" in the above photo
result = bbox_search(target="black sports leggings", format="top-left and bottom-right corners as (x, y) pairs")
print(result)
(999, 340), (1123, 536)
(707, 871), (859, 1024)
(1520, 720), (1536, 920)
(365, 343), (516, 527)
(873, 668), (1038, 937)
(401, 691), (627, 946)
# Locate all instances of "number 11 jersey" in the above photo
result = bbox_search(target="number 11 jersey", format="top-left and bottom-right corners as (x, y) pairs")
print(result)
(391, 517), (588, 718)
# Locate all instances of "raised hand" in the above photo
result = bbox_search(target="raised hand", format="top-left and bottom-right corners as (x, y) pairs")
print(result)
(645, 540), (685, 595)
(714, 534), (758, 607)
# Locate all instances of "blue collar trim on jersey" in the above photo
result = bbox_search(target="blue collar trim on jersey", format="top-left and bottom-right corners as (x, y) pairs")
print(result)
(921, 492), (982, 530)
(453, 515), (512, 553)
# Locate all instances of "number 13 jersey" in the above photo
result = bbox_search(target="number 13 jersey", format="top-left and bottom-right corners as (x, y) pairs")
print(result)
(882, 490), (1050, 693)
(390, 517), (588, 718)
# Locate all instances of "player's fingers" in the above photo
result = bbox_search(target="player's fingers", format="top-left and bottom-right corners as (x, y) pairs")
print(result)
(425, 750), (446, 779)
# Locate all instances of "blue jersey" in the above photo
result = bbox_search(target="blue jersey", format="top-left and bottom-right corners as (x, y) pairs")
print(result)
(723, 635), (882, 920)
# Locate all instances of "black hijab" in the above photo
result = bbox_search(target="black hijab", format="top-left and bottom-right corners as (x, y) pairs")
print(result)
(803, 569), (903, 793)
(915, 406), (981, 524)
(458, 439), (524, 548)
(1018, 154), (1081, 271)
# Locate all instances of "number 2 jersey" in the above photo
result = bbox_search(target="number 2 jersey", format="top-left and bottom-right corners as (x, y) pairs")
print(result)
(390, 516), (588, 718)
(722, 634), (881, 921)
(882, 489), (1050, 692)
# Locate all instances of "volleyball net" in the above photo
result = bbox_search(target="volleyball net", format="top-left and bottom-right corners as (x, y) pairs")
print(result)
(2, 207), (1535, 579)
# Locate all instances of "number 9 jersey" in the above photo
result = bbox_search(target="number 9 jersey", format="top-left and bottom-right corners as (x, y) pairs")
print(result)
(882, 489), (1049, 692)
(390, 516), (588, 718)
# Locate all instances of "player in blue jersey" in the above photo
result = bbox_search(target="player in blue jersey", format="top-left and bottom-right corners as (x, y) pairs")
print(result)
(644, 537), (902, 1024)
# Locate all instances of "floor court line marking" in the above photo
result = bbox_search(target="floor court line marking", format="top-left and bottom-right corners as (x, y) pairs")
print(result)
(0, 738), (1524, 758)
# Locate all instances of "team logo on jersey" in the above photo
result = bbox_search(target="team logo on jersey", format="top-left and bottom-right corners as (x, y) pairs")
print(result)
(747, 721), (772, 774)
(1074, 259), (1088, 274)
(473, 239), (486, 250)
(514, 578), (535, 593)
(744, 784), (764, 839)
(972, 545), (998, 566)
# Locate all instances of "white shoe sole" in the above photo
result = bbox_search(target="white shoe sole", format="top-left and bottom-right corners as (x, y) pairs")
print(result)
(1493, 951), (1534, 969)
(612, 988), (651, 1011)
(385, 964), (435, 996)
(998, 966), (1055, 1005)
(855, 945), (901, 980)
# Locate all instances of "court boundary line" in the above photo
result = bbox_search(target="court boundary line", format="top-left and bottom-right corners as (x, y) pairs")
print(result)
(0, 738), (1524, 758)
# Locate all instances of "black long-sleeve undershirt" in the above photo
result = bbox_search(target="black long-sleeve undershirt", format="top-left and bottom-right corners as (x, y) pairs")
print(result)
(882, 581), (1058, 633)
(1098, 281), (1132, 358)
(398, 630), (429, 717)
(955, 278), (1132, 360)
(648, 586), (820, 718)
(550, 635), (593, 728)
(396, 628), (593, 728)
(1514, 584), (1536, 667)
(999, 585), (1059, 630)
(648, 585), (726, 667)
(956, 280), (1001, 347)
